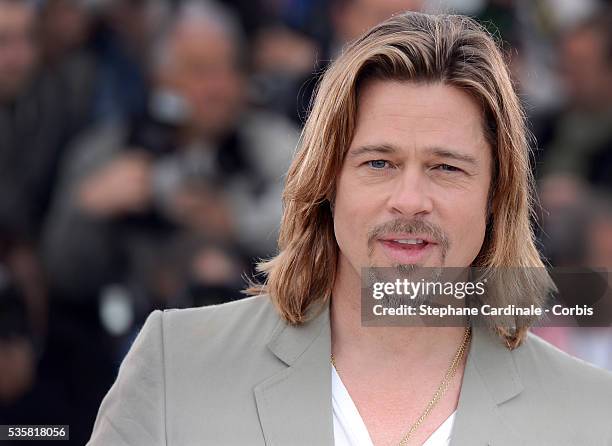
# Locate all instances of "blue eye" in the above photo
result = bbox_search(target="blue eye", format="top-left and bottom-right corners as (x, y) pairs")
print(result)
(368, 160), (388, 169)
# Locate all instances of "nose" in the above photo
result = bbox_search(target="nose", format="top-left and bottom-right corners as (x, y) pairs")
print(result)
(386, 167), (434, 218)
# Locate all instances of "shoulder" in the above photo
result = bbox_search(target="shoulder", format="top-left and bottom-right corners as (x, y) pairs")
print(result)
(160, 294), (281, 343)
(239, 111), (299, 177)
(469, 329), (612, 443)
(152, 295), (284, 368)
(114, 294), (282, 387)
(516, 331), (612, 390)
(511, 331), (612, 434)
(88, 297), (282, 444)
(241, 110), (299, 145)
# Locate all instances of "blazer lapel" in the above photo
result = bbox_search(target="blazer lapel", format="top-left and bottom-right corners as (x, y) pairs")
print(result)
(254, 306), (527, 446)
(450, 326), (525, 446)
(254, 303), (334, 446)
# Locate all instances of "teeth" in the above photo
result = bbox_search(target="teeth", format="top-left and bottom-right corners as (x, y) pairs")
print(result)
(394, 239), (425, 245)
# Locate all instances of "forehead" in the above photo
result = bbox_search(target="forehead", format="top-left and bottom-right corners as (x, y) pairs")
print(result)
(0, 2), (35, 33)
(169, 23), (236, 65)
(349, 80), (489, 158)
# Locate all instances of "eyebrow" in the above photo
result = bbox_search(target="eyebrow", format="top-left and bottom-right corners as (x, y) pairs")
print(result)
(346, 144), (398, 158)
(425, 147), (479, 166)
(347, 144), (479, 166)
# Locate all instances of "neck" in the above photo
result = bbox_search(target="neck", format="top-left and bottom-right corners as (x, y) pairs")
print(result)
(330, 258), (467, 371)
(329, 260), (471, 446)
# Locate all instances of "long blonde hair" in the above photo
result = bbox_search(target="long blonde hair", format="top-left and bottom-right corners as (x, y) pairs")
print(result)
(247, 12), (555, 348)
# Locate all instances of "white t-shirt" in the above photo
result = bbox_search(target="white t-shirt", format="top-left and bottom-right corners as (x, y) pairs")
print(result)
(332, 367), (455, 446)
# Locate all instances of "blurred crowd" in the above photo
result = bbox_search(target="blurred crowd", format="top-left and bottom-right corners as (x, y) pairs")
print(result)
(0, 0), (610, 443)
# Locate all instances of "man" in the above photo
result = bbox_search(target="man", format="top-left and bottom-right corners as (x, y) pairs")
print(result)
(539, 8), (612, 208)
(43, 0), (297, 313)
(0, 0), (86, 241)
(88, 12), (612, 446)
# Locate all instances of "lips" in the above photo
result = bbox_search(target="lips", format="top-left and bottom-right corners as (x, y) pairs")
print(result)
(378, 235), (437, 264)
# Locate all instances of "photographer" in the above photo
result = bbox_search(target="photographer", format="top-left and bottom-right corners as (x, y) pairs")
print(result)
(42, 0), (297, 331)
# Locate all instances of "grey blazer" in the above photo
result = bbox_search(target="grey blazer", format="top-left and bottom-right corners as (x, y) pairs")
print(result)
(87, 295), (612, 446)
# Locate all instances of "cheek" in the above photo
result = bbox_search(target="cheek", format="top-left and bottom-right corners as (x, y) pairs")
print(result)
(333, 193), (358, 249)
(447, 194), (488, 261)
(333, 173), (372, 259)
(462, 212), (487, 246)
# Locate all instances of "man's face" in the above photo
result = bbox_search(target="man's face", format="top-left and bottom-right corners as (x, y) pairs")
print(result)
(0, 1), (37, 101)
(333, 80), (492, 279)
(159, 24), (244, 139)
(560, 27), (612, 110)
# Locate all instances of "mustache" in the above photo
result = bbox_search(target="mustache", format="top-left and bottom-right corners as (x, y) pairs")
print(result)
(367, 218), (450, 257)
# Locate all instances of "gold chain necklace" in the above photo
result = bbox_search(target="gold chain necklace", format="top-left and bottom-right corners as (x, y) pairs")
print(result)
(330, 327), (471, 446)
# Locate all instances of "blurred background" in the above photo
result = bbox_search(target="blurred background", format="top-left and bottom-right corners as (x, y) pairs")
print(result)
(0, 0), (610, 443)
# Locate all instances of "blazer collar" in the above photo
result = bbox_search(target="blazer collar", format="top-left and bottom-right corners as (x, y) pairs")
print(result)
(449, 325), (526, 446)
(265, 301), (330, 366)
(255, 301), (526, 446)
(254, 300), (333, 446)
